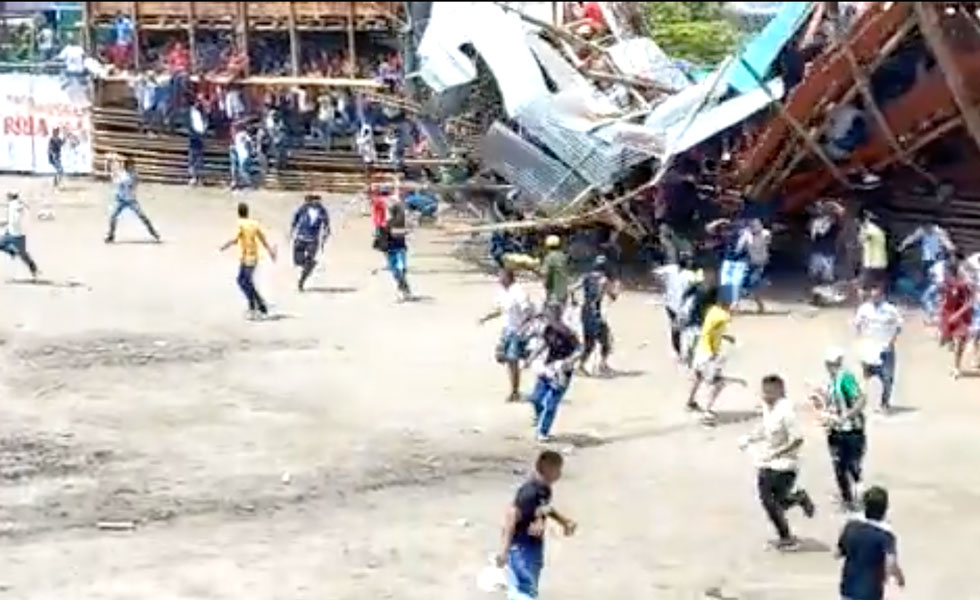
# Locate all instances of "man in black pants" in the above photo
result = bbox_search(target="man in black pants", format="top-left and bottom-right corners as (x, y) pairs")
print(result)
(289, 194), (330, 291)
(812, 348), (867, 512)
(740, 374), (815, 550)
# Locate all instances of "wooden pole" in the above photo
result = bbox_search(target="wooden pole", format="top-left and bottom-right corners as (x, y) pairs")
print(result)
(287, 1), (299, 76)
(132, 1), (141, 71)
(913, 2), (980, 156)
(347, 2), (356, 77)
(82, 1), (92, 55)
(238, 1), (249, 76)
(738, 56), (852, 190)
(187, 1), (197, 73)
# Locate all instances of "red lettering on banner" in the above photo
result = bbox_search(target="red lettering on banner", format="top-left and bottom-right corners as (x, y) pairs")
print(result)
(2, 116), (13, 135)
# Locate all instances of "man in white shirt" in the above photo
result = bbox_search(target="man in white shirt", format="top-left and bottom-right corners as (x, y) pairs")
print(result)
(0, 192), (39, 279)
(854, 286), (902, 412)
(57, 43), (87, 78)
(188, 101), (207, 185)
(655, 252), (701, 360)
(480, 269), (533, 403)
(739, 374), (815, 550)
(742, 218), (772, 313)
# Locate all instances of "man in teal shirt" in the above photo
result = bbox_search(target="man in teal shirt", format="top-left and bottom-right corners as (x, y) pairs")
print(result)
(812, 348), (867, 512)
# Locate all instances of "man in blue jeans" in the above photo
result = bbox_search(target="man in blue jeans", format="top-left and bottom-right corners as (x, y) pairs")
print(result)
(495, 450), (576, 600)
(854, 286), (903, 413)
(526, 304), (580, 443)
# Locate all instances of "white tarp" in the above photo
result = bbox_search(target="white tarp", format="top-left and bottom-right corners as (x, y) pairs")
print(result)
(606, 38), (692, 93)
(417, 2), (549, 117)
(0, 73), (93, 174)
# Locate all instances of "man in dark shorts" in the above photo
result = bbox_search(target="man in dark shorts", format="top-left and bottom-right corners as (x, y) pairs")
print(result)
(837, 486), (906, 600)
(495, 450), (576, 600)
(575, 255), (618, 376)
(289, 193), (330, 291)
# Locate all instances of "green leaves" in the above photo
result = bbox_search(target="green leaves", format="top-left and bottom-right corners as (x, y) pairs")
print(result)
(647, 2), (739, 68)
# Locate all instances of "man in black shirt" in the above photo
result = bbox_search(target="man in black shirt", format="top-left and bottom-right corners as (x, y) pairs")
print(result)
(495, 450), (576, 599)
(526, 304), (580, 442)
(837, 486), (905, 600)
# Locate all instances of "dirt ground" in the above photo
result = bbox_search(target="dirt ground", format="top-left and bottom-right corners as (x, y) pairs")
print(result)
(1, 175), (979, 600)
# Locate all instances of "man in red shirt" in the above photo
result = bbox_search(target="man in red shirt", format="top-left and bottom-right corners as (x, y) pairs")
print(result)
(940, 254), (974, 378)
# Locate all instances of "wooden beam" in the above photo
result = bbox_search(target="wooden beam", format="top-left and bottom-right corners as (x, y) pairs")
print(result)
(840, 30), (937, 184)
(82, 2), (93, 55)
(737, 56), (852, 190)
(238, 1), (249, 76)
(288, 1), (300, 76)
(347, 2), (356, 77)
(132, 1), (141, 71)
(187, 1), (196, 73)
(914, 2), (980, 155)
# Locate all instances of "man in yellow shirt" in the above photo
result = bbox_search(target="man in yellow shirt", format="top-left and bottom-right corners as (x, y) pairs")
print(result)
(687, 288), (745, 424)
(220, 202), (277, 319)
(859, 211), (889, 292)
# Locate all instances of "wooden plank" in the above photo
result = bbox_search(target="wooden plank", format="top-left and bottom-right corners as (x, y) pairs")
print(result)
(132, 1), (142, 70)
(83, 2), (94, 55)
(238, 1), (249, 76)
(288, 1), (300, 76)
(913, 2), (980, 157)
(186, 1), (196, 73)
(347, 2), (356, 76)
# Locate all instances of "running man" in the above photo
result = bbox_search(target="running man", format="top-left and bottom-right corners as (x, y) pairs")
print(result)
(0, 192), (39, 279)
(290, 193), (330, 292)
(854, 286), (902, 413)
(479, 268), (533, 403)
(105, 156), (161, 243)
(837, 486), (906, 600)
(858, 211), (889, 296)
(742, 218), (771, 313)
(938, 254), (973, 378)
(811, 348), (867, 512)
(526, 304), (580, 443)
(220, 202), (277, 320)
(654, 251), (702, 362)
(739, 374), (815, 550)
(686, 289), (745, 423)
(898, 220), (954, 314)
(495, 450), (577, 600)
(382, 201), (412, 301)
(574, 255), (618, 375)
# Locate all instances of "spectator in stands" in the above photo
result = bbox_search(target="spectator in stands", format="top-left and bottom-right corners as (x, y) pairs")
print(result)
(57, 35), (88, 86)
(130, 72), (160, 134)
(188, 99), (207, 185)
(315, 93), (336, 150)
(224, 84), (246, 123)
(230, 124), (254, 190)
(37, 17), (56, 61)
(111, 11), (135, 68)
(164, 40), (191, 123)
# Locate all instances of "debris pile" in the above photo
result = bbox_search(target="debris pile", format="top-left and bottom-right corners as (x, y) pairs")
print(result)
(416, 2), (980, 253)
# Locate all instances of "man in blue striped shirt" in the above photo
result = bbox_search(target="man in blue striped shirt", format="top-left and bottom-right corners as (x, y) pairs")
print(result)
(290, 194), (330, 291)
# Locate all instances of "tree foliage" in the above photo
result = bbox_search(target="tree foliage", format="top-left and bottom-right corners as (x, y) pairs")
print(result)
(646, 2), (739, 67)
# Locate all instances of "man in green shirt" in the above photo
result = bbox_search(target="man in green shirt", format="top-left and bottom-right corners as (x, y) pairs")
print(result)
(812, 347), (867, 512)
(540, 234), (570, 307)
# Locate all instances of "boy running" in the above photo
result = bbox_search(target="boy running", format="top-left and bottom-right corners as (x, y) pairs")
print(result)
(526, 304), (580, 443)
(220, 202), (277, 320)
(837, 486), (906, 600)
(687, 290), (745, 424)
(495, 450), (577, 600)
(854, 286), (902, 412)
(290, 193), (330, 292)
(479, 268), (533, 403)
(574, 255), (618, 375)
(938, 254), (973, 378)
(655, 251), (701, 361)
(0, 192), (39, 280)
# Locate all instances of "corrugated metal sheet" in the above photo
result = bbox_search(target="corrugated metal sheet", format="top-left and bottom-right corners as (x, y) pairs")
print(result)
(480, 122), (590, 214)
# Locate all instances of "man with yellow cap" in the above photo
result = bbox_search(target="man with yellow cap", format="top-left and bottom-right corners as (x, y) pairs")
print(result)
(540, 234), (570, 308)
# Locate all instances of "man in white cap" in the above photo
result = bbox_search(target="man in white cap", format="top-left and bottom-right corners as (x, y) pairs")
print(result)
(811, 348), (867, 511)
(854, 285), (902, 413)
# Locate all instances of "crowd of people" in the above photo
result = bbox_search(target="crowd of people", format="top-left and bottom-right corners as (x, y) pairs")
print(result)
(6, 150), (979, 600)
(478, 179), (980, 599)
